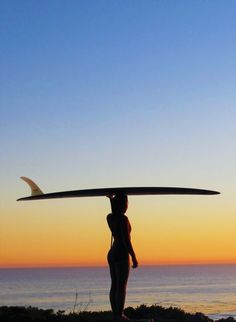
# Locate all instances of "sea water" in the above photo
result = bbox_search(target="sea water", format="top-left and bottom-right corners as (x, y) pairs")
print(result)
(0, 265), (236, 320)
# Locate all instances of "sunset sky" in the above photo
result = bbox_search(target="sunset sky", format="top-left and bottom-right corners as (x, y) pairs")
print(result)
(1, 0), (236, 268)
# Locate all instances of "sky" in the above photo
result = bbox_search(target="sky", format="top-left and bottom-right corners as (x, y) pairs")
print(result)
(0, 0), (236, 268)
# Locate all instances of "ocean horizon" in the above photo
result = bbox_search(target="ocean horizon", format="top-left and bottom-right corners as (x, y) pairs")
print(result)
(0, 264), (236, 320)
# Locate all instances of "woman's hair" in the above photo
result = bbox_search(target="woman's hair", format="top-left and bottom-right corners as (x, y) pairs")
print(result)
(111, 193), (128, 214)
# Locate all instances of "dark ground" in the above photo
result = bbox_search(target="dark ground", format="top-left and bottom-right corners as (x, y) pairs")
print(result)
(0, 305), (235, 322)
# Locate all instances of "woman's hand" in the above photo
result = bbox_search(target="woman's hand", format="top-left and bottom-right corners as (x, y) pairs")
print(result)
(132, 256), (138, 269)
(106, 195), (114, 200)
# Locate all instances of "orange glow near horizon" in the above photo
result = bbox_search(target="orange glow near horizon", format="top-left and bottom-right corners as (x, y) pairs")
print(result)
(1, 194), (236, 269)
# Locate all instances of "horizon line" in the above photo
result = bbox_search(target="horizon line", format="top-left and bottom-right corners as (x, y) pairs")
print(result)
(1, 261), (236, 269)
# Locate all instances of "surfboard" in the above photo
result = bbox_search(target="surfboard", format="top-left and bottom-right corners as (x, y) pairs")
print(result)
(17, 177), (220, 201)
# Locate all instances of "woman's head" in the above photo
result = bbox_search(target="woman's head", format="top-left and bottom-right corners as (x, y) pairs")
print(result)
(111, 193), (128, 214)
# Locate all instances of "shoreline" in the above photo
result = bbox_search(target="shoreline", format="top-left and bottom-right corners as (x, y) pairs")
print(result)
(0, 305), (235, 322)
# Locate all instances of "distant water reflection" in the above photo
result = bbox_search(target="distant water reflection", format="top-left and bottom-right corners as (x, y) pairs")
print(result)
(0, 265), (236, 320)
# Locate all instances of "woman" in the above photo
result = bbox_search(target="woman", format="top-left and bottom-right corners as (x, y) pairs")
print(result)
(107, 193), (138, 321)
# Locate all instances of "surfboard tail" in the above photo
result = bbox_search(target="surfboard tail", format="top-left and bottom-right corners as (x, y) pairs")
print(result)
(20, 177), (44, 197)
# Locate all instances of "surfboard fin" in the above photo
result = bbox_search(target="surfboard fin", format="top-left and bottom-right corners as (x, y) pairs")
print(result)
(20, 176), (44, 196)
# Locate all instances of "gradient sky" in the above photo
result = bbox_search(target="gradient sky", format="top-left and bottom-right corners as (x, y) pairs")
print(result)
(0, 0), (236, 268)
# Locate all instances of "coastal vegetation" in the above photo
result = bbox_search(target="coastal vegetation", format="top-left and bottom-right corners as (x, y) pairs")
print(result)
(0, 305), (235, 322)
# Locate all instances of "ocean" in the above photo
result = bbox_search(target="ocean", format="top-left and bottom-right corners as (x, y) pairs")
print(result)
(0, 265), (236, 320)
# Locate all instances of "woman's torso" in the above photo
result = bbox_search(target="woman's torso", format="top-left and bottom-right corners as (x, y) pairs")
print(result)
(107, 213), (130, 263)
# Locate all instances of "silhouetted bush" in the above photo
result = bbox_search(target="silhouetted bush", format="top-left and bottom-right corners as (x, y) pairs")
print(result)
(0, 305), (235, 322)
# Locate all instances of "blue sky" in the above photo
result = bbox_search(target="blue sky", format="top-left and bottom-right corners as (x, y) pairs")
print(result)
(1, 0), (236, 267)
(1, 0), (235, 201)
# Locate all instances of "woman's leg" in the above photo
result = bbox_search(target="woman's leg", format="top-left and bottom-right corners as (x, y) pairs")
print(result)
(115, 259), (130, 318)
(109, 262), (118, 317)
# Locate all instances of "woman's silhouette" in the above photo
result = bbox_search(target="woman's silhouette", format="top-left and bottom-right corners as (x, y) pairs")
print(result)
(107, 194), (138, 321)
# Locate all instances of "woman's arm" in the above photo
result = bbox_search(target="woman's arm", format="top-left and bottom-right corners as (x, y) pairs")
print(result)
(107, 213), (113, 231)
(121, 216), (138, 268)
